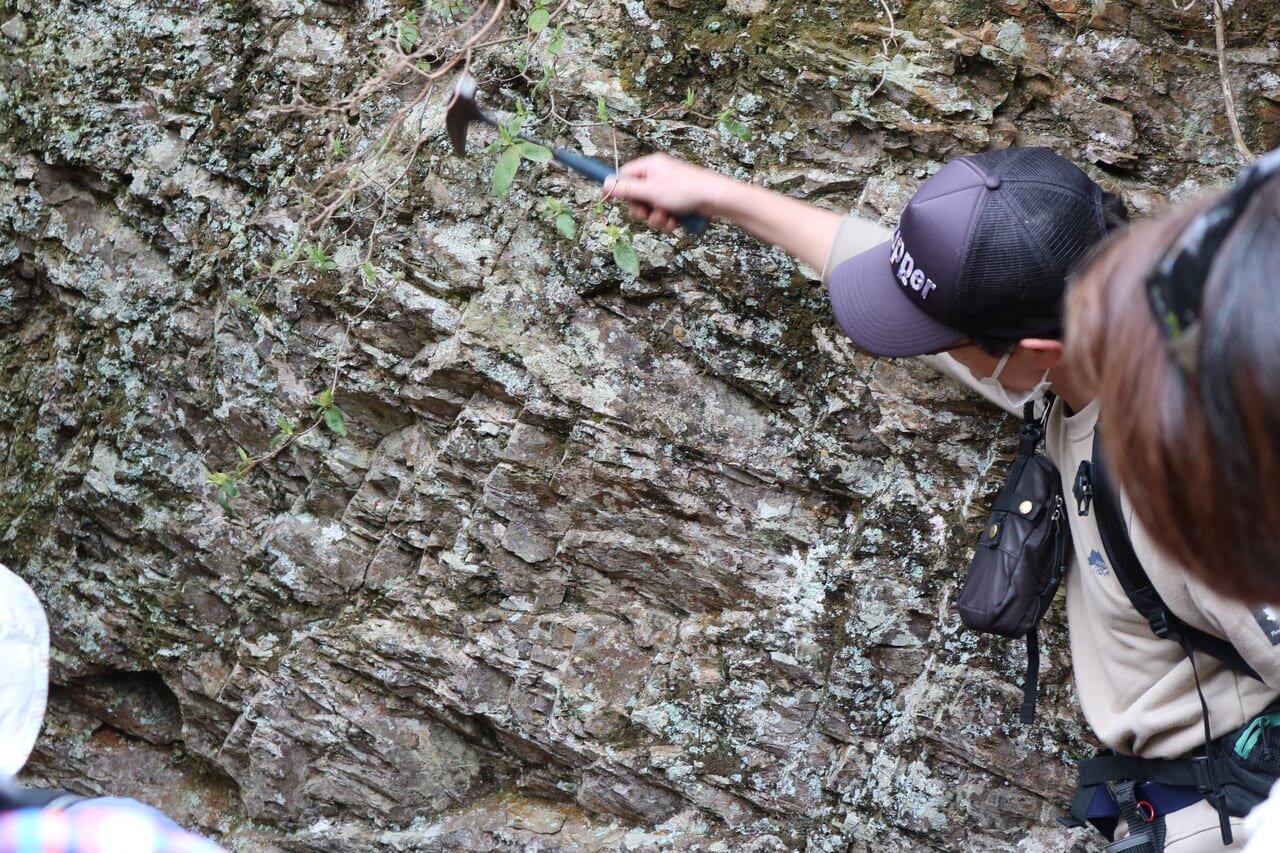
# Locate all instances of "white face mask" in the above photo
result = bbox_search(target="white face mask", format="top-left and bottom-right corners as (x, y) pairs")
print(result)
(977, 352), (1053, 410)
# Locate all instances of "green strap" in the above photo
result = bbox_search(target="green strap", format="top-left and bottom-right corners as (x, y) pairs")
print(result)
(1235, 712), (1280, 759)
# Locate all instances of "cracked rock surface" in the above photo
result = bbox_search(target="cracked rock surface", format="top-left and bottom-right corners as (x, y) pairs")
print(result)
(1, 0), (1275, 849)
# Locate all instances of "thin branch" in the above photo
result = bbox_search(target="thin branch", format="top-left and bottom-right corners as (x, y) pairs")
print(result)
(869, 0), (900, 97)
(1212, 0), (1252, 160)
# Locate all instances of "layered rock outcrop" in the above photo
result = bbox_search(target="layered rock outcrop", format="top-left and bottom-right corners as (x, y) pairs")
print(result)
(2, 0), (1275, 849)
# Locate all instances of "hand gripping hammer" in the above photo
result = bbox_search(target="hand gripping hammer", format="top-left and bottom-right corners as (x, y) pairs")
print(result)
(445, 74), (708, 237)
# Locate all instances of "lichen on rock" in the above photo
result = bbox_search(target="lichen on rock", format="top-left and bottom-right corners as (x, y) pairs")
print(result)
(0, 0), (1273, 849)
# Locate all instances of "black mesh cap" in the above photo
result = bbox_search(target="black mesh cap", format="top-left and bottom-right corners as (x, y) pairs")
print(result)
(828, 148), (1108, 357)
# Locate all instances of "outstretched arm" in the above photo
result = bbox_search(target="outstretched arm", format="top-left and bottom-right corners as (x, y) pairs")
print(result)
(602, 153), (848, 272)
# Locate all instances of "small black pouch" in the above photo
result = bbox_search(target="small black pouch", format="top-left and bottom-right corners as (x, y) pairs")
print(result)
(957, 396), (1071, 722)
(1206, 704), (1280, 816)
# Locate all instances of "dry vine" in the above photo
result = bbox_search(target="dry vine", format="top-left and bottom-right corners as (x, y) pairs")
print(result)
(1211, 0), (1252, 160)
(211, 1), (759, 506)
(869, 0), (900, 97)
(211, 2), (515, 508)
(293, 0), (510, 234)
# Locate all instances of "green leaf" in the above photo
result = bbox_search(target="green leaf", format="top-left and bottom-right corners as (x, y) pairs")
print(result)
(270, 418), (294, 448)
(724, 120), (752, 141)
(305, 243), (333, 270)
(528, 7), (550, 32)
(399, 12), (420, 52)
(324, 406), (348, 437)
(555, 212), (576, 239)
(398, 20), (420, 52)
(500, 112), (525, 141)
(517, 141), (552, 163)
(612, 240), (640, 277)
(228, 292), (259, 316)
(493, 145), (522, 197)
(215, 476), (241, 511)
(596, 97), (611, 125)
(315, 388), (334, 410)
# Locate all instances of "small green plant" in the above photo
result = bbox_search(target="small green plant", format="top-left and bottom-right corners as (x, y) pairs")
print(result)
(208, 470), (242, 512)
(270, 417), (296, 448)
(212, 243), (393, 512)
(228, 291), (261, 316)
(546, 24), (564, 59)
(304, 242), (337, 271)
(488, 107), (551, 197)
(266, 245), (302, 275)
(529, 24), (566, 95)
(398, 11), (420, 52)
(425, 0), (474, 21)
(717, 108), (752, 142)
(659, 89), (752, 142)
(208, 389), (350, 510)
(543, 197), (576, 239)
(314, 388), (348, 437)
(528, 0), (551, 33)
(605, 225), (639, 277)
(518, 1), (560, 84)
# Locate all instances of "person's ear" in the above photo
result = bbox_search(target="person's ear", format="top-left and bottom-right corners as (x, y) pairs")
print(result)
(1019, 338), (1064, 370)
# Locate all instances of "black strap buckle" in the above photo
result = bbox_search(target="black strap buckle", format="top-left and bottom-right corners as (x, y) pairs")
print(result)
(1190, 755), (1216, 795)
(1073, 460), (1094, 516)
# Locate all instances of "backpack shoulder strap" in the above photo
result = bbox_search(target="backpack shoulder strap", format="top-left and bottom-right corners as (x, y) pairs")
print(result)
(1089, 432), (1260, 680)
(1017, 395), (1061, 724)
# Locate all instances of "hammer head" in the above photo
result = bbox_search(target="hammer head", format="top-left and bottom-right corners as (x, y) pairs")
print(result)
(445, 74), (488, 156)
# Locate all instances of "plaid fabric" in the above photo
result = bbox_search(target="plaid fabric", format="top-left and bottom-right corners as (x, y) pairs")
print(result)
(0, 798), (226, 852)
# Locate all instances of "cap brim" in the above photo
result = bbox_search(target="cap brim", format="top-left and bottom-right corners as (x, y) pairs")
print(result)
(827, 241), (967, 358)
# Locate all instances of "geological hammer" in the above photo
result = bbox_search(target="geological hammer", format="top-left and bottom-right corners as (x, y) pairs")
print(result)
(445, 74), (708, 237)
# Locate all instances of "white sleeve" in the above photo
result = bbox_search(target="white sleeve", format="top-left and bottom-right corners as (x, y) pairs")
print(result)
(0, 564), (48, 777)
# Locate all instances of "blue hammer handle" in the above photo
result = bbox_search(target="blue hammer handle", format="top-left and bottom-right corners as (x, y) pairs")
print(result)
(550, 146), (709, 237)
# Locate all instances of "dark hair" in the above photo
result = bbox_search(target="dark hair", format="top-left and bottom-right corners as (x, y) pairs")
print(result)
(1100, 189), (1130, 233)
(1065, 176), (1280, 604)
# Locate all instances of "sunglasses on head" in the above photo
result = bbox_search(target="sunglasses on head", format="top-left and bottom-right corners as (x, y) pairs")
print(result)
(1145, 147), (1280, 368)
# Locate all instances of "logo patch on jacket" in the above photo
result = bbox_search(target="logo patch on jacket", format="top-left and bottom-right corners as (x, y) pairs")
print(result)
(1254, 607), (1280, 646)
(1088, 549), (1109, 576)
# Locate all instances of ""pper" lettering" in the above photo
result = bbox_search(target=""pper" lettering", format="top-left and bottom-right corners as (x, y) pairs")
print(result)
(889, 230), (938, 299)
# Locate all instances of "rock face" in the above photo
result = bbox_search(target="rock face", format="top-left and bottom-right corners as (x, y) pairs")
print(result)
(0, 0), (1275, 850)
